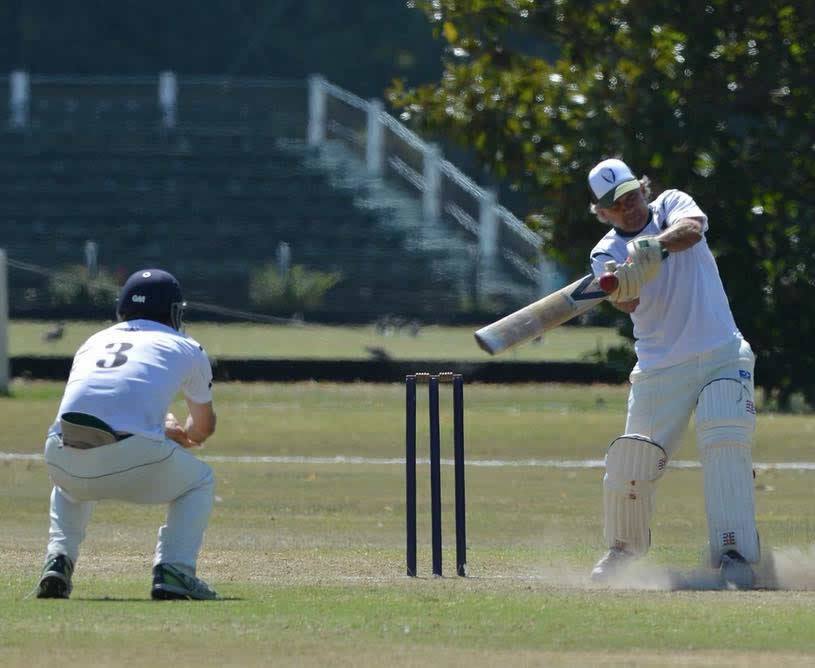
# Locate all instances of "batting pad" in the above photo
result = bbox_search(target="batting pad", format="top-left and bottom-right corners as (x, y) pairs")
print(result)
(603, 435), (667, 555)
(696, 379), (759, 566)
(695, 377), (756, 449)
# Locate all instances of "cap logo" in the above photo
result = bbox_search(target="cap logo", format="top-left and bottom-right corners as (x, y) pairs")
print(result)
(131, 295), (146, 303)
(142, 271), (152, 278)
(601, 168), (616, 184)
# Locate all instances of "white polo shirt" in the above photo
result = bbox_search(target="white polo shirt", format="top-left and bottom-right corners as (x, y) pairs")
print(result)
(50, 319), (213, 440)
(590, 189), (742, 371)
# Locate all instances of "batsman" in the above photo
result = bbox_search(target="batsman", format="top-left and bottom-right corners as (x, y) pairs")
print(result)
(586, 158), (759, 589)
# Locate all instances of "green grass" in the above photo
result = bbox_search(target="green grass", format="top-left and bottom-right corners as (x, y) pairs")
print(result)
(10, 319), (625, 361)
(2, 381), (815, 666)
(3, 379), (810, 462)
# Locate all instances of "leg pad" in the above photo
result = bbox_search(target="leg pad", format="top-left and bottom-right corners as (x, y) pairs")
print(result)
(696, 378), (759, 565)
(603, 435), (667, 555)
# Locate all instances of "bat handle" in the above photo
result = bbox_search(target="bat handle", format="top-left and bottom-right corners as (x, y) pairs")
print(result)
(599, 260), (619, 294)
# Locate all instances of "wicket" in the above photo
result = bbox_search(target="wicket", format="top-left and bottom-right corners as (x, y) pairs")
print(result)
(405, 371), (466, 577)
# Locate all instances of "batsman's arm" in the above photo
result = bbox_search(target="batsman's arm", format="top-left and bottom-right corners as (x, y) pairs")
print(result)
(656, 217), (704, 252)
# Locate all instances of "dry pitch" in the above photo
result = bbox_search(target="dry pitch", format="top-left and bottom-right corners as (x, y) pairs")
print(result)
(2, 380), (815, 667)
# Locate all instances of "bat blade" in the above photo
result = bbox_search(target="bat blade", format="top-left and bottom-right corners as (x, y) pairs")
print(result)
(474, 273), (609, 355)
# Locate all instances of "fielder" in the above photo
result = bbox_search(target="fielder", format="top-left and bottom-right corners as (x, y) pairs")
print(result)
(586, 158), (759, 589)
(36, 268), (219, 600)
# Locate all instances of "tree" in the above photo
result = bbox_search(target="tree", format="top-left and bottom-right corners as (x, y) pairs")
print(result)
(390, 0), (815, 407)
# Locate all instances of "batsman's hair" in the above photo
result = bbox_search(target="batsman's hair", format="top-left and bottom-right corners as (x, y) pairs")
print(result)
(590, 176), (652, 224)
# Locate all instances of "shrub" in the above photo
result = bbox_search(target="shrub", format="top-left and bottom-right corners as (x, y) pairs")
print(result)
(48, 264), (120, 308)
(249, 264), (342, 313)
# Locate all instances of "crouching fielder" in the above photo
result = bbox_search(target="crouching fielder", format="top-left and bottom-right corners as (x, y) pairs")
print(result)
(36, 269), (219, 600)
(586, 158), (759, 589)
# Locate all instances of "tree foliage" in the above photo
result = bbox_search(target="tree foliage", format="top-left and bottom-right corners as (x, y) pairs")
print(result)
(390, 0), (815, 406)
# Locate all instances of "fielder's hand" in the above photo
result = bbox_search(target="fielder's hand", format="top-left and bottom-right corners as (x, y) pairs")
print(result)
(625, 235), (665, 283)
(164, 412), (202, 449)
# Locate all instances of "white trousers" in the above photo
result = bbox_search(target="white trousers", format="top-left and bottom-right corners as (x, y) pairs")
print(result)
(616, 338), (758, 562)
(44, 433), (215, 571)
(626, 338), (755, 456)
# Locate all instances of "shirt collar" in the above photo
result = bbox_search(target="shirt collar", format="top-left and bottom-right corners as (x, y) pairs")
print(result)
(612, 209), (653, 238)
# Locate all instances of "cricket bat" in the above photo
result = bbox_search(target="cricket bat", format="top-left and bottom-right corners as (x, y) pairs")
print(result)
(474, 266), (619, 356)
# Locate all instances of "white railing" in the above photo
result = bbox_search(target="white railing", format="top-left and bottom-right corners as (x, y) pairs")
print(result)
(306, 74), (552, 295)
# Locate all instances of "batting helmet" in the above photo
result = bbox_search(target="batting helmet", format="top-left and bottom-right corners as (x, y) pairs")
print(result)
(116, 269), (185, 331)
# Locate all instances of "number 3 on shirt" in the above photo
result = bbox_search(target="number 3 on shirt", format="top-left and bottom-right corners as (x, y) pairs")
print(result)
(96, 342), (133, 368)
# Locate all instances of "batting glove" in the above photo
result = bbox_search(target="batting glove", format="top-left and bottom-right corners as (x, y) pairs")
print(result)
(609, 260), (653, 303)
(625, 235), (665, 283)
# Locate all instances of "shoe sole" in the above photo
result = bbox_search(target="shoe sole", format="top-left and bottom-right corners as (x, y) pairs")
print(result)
(37, 575), (70, 599)
(151, 587), (193, 600)
(151, 585), (217, 601)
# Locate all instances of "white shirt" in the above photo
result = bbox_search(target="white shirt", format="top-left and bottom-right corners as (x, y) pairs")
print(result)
(590, 189), (742, 371)
(50, 319), (213, 440)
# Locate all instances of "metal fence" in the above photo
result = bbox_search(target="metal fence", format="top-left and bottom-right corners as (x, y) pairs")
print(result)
(307, 75), (556, 298)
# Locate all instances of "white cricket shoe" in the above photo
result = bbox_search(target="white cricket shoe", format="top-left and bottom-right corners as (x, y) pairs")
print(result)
(590, 547), (635, 583)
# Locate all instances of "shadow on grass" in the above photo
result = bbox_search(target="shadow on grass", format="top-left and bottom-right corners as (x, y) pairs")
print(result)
(70, 596), (246, 602)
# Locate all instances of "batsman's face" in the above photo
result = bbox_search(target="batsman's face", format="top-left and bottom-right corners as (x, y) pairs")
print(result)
(598, 188), (649, 232)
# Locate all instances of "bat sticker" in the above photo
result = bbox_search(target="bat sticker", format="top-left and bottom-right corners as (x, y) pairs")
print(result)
(569, 274), (606, 302)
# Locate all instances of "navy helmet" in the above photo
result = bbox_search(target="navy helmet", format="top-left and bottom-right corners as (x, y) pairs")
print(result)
(116, 269), (185, 330)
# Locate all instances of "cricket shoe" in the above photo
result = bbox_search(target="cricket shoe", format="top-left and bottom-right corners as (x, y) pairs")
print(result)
(36, 553), (74, 599)
(719, 550), (754, 590)
(151, 563), (219, 600)
(590, 547), (635, 583)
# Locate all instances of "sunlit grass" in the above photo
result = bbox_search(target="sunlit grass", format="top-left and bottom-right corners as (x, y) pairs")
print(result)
(10, 319), (625, 362)
(3, 382), (815, 665)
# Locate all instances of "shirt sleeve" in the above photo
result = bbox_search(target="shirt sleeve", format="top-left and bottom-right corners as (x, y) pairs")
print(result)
(661, 189), (708, 233)
(590, 249), (617, 278)
(590, 233), (627, 278)
(182, 345), (214, 404)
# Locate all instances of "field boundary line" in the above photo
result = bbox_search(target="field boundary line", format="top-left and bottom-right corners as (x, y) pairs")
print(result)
(3, 452), (815, 471)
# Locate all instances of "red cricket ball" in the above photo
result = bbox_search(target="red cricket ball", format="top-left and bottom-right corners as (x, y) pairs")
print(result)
(599, 273), (618, 294)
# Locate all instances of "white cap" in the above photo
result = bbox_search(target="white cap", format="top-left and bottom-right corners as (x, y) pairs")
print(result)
(588, 158), (640, 208)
